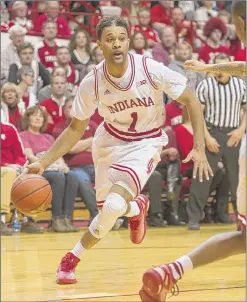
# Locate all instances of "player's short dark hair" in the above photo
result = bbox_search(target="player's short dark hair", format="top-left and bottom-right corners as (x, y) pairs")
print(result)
(232, 1), (246, 20)
(96, 16), (129, 40)
(213, 53), (231, 64)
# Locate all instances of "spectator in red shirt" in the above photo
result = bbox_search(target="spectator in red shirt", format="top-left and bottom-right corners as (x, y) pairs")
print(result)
(235, 48), (246, 62)
(164, 100), (183, 129)
(37, 20), (58, 73)
(1, 121), (44, 234)
(52, 97), (99, 221)
(198, 18), (229, 64)
(152, 26), (176, 66)
(172, 7), (195, 47)
(8, 1), (33, 32)
(150, 0), (173, 31)
(130, 7), (159, 48)
(34, 0), (71, 37)
(55, 46), (79, 95)
(1, 82), (22, 129)
(129, 32), (152, 58)
(40, 75), (67, 134)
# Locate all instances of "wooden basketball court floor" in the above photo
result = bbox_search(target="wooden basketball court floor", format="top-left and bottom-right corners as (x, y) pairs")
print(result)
(2, 225), (245, 302)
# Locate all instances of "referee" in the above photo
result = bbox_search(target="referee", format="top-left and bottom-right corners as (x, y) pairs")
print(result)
(187, 53), (246, 230)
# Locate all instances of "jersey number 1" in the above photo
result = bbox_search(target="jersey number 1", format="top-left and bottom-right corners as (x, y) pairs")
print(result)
(128, 112), (138, 132)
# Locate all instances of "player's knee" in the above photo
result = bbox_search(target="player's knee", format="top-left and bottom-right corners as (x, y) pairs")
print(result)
(102, 193), (128, 216)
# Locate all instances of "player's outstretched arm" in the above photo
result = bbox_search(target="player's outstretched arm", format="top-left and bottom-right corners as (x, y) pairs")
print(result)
(23, 118), (89, 175)
(176, 88), (213, 182)
(184, 60), (246, 77)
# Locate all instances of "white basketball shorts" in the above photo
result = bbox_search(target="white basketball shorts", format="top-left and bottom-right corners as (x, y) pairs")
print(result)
(92, 123), (168, 209)
(237, 135), (246, 229)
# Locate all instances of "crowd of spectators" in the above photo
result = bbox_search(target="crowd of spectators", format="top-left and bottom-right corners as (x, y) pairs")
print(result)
(1, 0), (246, 235)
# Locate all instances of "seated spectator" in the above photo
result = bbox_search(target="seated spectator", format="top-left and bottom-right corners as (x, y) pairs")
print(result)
(150, 0), (173, 31)
(174, 106), (232, 224)
(129, 32), (152, 58)
(55, 46), (79, 95)
(34, 0), (71, 37)
(52, 98), (99, 221)
(1, 122), (44, 234)
(168, 42), (205, 92)
(164, 100), (183, 129)
(195, 0), (218, 29)
(8, 1), (33, 32)
(172, 7), (195, 47)
(147, 126), (183, 226)
(17, 66), (37, 109)
(1, 1), (9, 27)
(1, 82), (23, 129)
(38, 66), (68, 102)
(8, 42), (51, 95)
(198, 18), (229, 64)
(152, 26), (176, 66)
(1, 25), (26, 83)
(69, 29), (92, 82)
(130, 7), (159, 48)
(20, 106), (79, 232)
(40, 75), (67, 134)
(219, 9), (242, 58)
(91, 46), (104, 64)
(37, 21), (59, 73)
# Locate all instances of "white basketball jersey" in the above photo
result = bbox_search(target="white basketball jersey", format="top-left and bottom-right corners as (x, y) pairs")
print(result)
(72, 53), (187, 141)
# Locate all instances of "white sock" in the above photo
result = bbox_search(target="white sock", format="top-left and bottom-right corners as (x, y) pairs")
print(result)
(71, 241), (87, 259)
(125, 201), (140, 217)
(169, 255), (193, 280)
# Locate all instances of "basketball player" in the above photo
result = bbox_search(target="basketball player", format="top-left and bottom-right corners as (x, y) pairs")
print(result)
(23, 16), (212, 284)
(139, 2), (246, 301)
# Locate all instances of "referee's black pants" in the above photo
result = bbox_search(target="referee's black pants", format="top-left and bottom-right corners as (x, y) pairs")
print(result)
(187, 126), (240, 223)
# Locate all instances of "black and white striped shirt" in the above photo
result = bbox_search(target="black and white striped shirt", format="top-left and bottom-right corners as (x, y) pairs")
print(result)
(196, 76), (246, 128)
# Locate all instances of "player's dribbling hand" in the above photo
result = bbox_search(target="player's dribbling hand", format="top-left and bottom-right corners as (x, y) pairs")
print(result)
(184, 60), (206, 72)
(183, 149), (213, 182)
(21, 161), (45, 177)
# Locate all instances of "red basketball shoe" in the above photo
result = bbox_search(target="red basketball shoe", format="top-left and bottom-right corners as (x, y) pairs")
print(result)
(56, 252), (80, 284)
(128, 194), (149, 244)
(139, 264), (179, 302)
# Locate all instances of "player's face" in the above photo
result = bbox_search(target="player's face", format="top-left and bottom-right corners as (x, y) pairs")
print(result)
(98, 26), (130, 65)
(232, 15), (246, 45)
(28, 110), (45, 130)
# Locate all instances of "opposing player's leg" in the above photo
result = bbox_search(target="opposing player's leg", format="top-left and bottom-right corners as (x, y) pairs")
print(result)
(140, 138), (246, 302)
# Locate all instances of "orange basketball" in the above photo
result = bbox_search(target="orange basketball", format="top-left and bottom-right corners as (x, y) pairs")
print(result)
(11, 174), (52, 216)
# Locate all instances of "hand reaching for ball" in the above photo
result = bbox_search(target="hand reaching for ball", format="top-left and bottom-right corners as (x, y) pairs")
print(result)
(22, 161), (45, 176)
